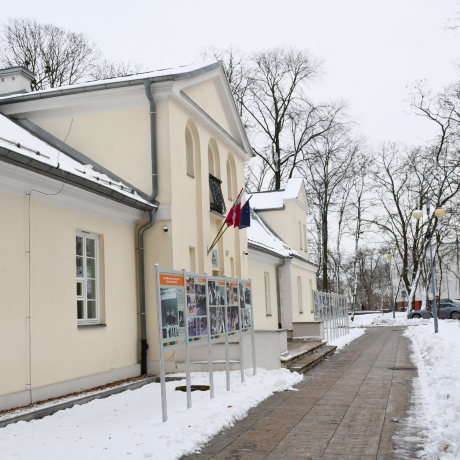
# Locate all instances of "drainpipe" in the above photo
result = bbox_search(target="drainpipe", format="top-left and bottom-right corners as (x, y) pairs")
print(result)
(139, 79), (159, 375)
(276, 258), (287, 329)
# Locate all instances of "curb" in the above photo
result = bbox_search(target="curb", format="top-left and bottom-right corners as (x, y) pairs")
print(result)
(0, 376), (183, 428)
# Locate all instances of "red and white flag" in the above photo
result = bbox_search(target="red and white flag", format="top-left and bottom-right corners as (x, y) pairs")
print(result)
(232, 189), (243, 227)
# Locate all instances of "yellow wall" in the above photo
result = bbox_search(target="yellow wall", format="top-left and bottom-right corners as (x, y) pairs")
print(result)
(0, 192), (139, 396)
(290, 263), (316, 323)
(183, 79), (233, 135)
(35, 106), (154, 197)
(248, 259), (278, 330)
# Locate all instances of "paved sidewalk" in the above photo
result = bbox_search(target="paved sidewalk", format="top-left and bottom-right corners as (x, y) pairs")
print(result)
(182, 327), (417, 460)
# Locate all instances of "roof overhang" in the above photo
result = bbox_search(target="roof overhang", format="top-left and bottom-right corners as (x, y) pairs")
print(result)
(0, 62), (252, 162)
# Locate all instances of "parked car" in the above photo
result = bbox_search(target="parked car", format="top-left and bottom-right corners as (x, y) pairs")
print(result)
(409, 303), (460, 320)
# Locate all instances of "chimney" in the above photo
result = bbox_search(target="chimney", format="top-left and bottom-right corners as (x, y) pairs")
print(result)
(0, 67), (36, 97)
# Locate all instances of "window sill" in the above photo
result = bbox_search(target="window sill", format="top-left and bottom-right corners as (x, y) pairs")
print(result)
(78, 323), (107, 329)
(210, 209), (225, 220)
(299, 311), (304, 314)
(266, 314), (272, 317)
(187, 173), (195, 179)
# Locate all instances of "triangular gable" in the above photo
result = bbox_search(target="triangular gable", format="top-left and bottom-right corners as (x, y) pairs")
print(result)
(283, 178), (308, 213)
(182, 79), (233, 137)
(172, 64), (252, 157)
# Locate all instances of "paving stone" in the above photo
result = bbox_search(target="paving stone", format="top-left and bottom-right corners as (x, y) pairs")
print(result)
(179, 328), (418, 460)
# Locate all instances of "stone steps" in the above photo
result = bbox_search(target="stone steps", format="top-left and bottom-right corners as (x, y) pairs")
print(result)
(283, 343), (337, 374)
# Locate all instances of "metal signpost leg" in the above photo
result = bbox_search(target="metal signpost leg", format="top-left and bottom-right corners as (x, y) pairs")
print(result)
(205, 272), (214, 399)
(183, 268), (192, 409)
(224, 276), (230, 391)
(236, 277), (245, 383)
(155, 264), (168, 422)
(249, 279), (257, 375)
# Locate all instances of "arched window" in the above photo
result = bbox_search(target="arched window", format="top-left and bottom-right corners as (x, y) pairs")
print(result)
(226, 160), (232, 200)
(208, 145), (214, 177)
(185, 127), (194, 177)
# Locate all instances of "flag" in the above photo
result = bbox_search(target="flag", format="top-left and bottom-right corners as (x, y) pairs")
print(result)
(238, 198), (251, 229)
(232, 189), (243, 228)
(224, 207), (234, 227)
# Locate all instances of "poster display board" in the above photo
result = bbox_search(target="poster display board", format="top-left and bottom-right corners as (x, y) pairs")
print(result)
(239, 281), (253, 333)
(159, 271), (186, 348)
(208, 278), (226, 341)
(186, 275), (208, 343)
(313, 290), (349, 341)
(154, 265), (256, 423)
(226, 280), (240, 337)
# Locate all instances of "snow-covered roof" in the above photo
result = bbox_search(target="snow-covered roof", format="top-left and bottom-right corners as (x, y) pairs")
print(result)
(0, 61), (221, 102)
(248, 211), (298, 258)
(248, 178), (304, 211)
(0, 114), (154, 210)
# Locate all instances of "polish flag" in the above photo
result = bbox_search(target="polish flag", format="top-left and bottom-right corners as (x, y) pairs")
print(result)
(224, 207), (234, 227)
(232, 189), (244, 228)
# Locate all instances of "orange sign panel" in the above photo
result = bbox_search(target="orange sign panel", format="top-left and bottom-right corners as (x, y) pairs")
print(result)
(160, 274), (184, 286)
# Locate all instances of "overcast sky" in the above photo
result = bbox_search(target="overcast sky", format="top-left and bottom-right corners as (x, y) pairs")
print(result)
(3, 0), (460, 145)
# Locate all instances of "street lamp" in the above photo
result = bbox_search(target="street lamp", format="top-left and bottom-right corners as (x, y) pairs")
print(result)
(386, 250), (396, 319)
(412, 195), (445, 333)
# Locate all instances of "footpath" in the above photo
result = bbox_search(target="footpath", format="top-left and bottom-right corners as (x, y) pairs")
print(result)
(182, 327), (417, 460)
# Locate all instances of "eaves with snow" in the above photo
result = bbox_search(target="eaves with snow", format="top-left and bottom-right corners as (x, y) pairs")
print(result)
(0, 113), (155, 211)
(248, 211), (298, 258)
(246, 178), (308, 259)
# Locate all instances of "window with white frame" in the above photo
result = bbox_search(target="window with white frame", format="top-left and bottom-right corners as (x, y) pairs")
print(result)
(76, 232), (99, 324)
(297, 276), (303, 312)
(264, 272), (271, 315)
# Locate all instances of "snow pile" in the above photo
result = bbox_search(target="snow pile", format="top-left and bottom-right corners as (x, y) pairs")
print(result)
(349, 312), (427, 328)
(0, 368), (302, 460)
(404, 320), (460, 459)
(327, 328), (366, 349)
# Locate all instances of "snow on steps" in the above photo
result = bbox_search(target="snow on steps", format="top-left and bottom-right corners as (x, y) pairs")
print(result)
(282, 341), (337, 374)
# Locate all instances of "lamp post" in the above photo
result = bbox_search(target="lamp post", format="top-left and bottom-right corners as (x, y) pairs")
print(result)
(386, 249), (395, 319)
(412, 196), (445, 334)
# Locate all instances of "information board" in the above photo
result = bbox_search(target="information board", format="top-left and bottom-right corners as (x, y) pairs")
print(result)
(208, 278), (226, 341)
(239, 281), (253, 333)
(159, 271), (186, 348)
(186, 275), (209, 343)
(226, 280), (240, 337)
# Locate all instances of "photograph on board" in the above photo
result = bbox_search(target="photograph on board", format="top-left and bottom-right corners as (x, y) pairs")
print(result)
(241, 308), (252, 329)
(239, 283), (244, 308)
(161, 288), (179, 339)
(187, 294), (196, 316)
(210, 306), (225, 335)
(233, 286), (238, 305)
(195, 284), (206, 316)
(228, 306), (239, 332)
(186, 277), (195, 294)
(199, 317), (208, 335)
(216, 285), (225, 305)
(179, 310), (185, 327)
(244, 285), (251, 307)
(208, 280), (216, 306)
(188, 317), (197, 337)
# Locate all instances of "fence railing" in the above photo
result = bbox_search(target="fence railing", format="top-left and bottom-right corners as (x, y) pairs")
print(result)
(313, 290), (350, 341)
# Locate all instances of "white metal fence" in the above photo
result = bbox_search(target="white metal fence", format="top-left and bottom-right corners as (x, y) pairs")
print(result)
(313, 290), (350, 341)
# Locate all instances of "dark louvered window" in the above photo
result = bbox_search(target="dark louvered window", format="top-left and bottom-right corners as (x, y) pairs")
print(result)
(209, 173), (226, 215)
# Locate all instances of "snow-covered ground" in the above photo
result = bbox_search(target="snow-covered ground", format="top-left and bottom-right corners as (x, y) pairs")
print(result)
(0, 368), (302, 460)
(349, 311), (419, 327)
(349, 311), (460, 459)
(405, 319), (460, 459)
(327, 328), (366, 349)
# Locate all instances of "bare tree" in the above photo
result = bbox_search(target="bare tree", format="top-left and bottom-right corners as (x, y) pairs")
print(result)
(200, 45), (252, 124)
(0, 18), (143, 91)
(300, 127), (362, 291)
(90, 59), (143, 81)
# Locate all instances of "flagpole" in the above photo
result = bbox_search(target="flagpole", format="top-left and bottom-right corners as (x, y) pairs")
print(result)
(209, 221), (227, 251)
(209, 226), (229, 252)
